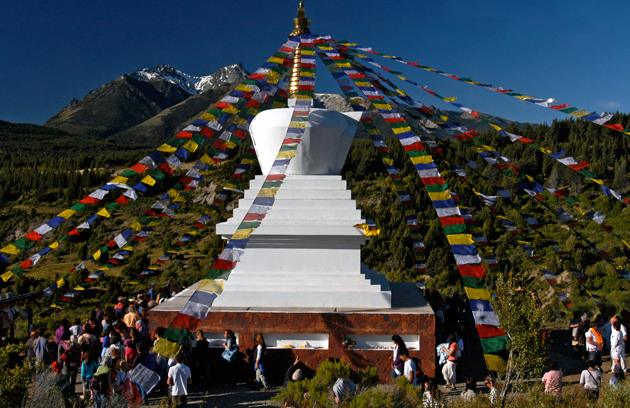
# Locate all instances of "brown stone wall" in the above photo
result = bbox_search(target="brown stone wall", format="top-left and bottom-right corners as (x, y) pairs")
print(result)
(149, 310), (435, 383)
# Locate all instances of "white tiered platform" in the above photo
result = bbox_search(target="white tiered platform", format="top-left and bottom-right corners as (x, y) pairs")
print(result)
(212, 174), (392, 310)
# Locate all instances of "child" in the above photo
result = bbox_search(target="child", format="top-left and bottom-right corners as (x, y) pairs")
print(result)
(80, 351), (98, 400)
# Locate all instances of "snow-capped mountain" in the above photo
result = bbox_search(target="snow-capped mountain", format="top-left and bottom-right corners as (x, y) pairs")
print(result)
(130, 64), (247, 95)
(46, 63), (247, 140)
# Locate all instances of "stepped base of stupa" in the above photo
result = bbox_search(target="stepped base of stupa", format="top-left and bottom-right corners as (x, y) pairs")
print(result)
(149, 281), (435, 382)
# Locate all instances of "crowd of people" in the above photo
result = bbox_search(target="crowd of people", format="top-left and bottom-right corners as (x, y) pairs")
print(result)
(1, 287), (628, 407)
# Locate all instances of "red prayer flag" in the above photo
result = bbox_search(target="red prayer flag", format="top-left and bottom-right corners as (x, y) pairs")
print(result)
(476, 324), (506, 338)
(605, 123), (624, 132)
(24, 231), (43, 241)
(20, 259), (33, 269)
(458, 264), (486, 279)
(129, 163), (149, 174)
(176, 131), (193, 139)
(80, 196), (100, 205)
(171, 313), (200, 331)
(439, 216), (465, 227)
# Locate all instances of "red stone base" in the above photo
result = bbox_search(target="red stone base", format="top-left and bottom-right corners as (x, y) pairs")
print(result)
(149, 308), (435, 384)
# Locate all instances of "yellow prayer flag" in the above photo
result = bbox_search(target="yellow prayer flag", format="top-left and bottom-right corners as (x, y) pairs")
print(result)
(373, 103), (393, 110)
(258, 188), (279, 197)
(1, 271), (13, 282)
(410, 155), (433, 165)
(489, 123), (502, 131)
(200, 112), (217, 122)
(335, 62), (352, 68)
(569, 110), (590, 118)
(198, 278), (224, 294)
(92, 249), (101, 261)
(96, 208), (111, 218)
(109, 176), (129, 184)
(484, 354), (507, 372)
(300, 49), (315, 55)
(538, 147), (552, 154)
(57, 209), (76, 219)
(267, 57), (285, 64)
(182, 140), (199, 153)
(49, 241), (59, 249)
(157, 144), (177, 153)
(440, 115), (450, 122)
(130, 221), (142, 232)
(428, 191), (452, 201)
(122, 244), (134, 251)
(57, 278), (65, 287)
(301, 71), (315, 77)
(200, 154), (213, 165)
(515, 95), (534, 100)
(392, 126), (412, 135)
(276, 150), (297, 159)
(588, 178), (604, 185)
(232, 228), (255, 240)
(74, 285), (85, 291)
(141, 175), (157, 186)
(443, 97), (457, 103)
(395, 75), (408, 81)
(465, 287), (492, 301)
(153, 338), (181, 359)
(235, 84), (254, 92)
(289, 121), (307, 129)
(222, 105), (239, 114)
(224, 140), (237, 149)
(446, 234), (475, 245)
(0, 244), (20, 255)
(355, 81), (372, 87)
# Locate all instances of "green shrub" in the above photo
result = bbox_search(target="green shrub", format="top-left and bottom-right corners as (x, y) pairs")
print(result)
(0, 343), (33, 408)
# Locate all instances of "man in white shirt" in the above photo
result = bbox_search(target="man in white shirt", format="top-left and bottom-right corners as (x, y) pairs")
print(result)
(610, 315), (627, 372)
(167, 353), (191, 408)
(400, 350), (417, 385)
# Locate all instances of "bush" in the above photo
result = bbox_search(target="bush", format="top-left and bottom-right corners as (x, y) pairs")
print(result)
(0, 343), (33, 408)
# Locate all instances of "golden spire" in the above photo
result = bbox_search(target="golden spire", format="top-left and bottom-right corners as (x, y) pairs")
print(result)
(288, 44), (302, 99)
(289, 1), (310, 36)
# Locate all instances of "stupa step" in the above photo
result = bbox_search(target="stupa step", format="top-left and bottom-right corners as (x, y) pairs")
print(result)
(236, 198), (358, 210)
(212, 291), (392, 310)
(216, 224), (366, 236)
(229, 208), (362, 220)
(244, 188), (351, 199)
(222, 281), (382, 292)
(252, 175), (343, 181)
(247, 178), (347, 190)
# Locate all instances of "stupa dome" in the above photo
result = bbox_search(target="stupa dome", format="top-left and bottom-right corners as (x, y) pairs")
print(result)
(250, 108), (363, 175)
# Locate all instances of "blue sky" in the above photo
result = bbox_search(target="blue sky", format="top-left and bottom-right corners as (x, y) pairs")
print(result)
(1, 0), (628, 125)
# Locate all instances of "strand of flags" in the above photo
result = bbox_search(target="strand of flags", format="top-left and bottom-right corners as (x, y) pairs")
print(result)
(336, 40), (630, 136)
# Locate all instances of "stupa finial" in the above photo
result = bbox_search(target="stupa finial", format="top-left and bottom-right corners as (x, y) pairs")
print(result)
(290, 1), (310, 36)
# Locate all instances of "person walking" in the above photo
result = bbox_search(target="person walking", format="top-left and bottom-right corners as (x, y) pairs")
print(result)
(222, 329), (238, 385)
(585, 325), (604, 370)
(80, 351), (98, 400)
(254, 333), (269, 389)
(192, 329), (209, 385)
(441, 334), (458, 389)
(400, 350), (417, 385)
(579, 360), (601, 400)
(390, 334), (408, 378)
(167, 353), (191, 408)
(610, 316), (627, 373)
(485, 376), (498, 406)
(541, 360), (563, 398)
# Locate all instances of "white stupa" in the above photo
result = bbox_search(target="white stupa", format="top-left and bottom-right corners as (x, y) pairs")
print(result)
(211, 106), (392, 310)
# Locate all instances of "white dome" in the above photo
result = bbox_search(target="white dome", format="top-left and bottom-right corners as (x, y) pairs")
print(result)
(250, 108), (363, 175)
